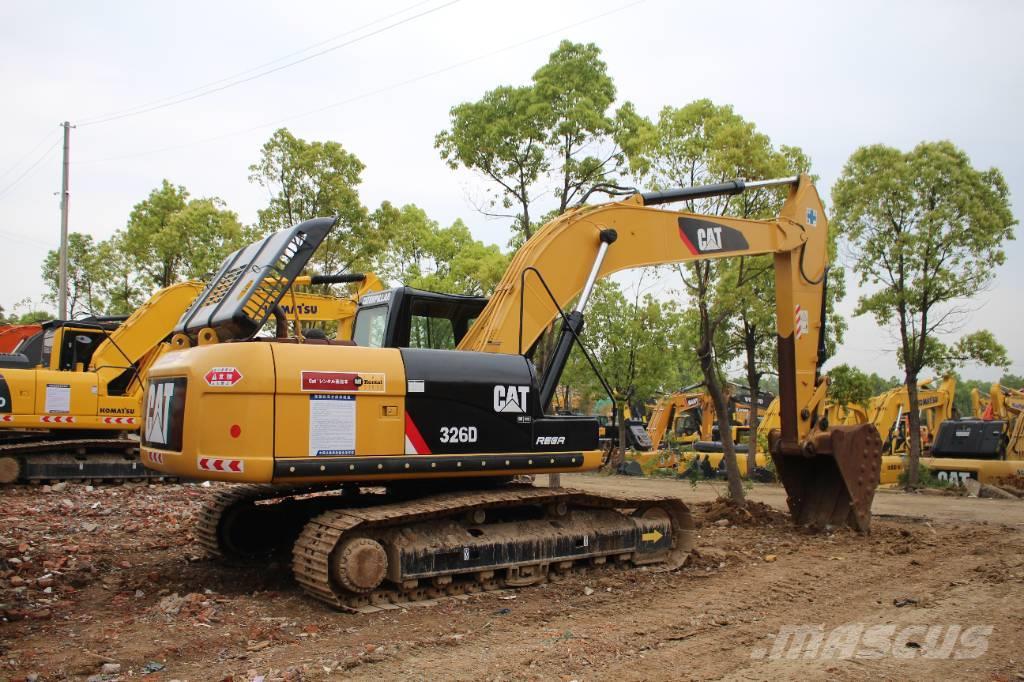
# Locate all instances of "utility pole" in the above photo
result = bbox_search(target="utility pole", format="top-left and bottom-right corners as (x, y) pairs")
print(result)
(57, 121), (72, 320)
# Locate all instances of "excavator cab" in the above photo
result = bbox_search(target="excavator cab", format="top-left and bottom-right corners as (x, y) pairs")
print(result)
(351, 288), (488, 350)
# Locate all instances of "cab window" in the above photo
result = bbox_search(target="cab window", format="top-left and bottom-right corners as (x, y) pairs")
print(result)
(353, 306), (388, 348)
(409, 313), (456, 349)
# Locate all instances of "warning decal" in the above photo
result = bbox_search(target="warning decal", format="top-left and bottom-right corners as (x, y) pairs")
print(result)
(301, 370), (385, 393)
(44, 384), (71, 414)
(309, 394), (356, 456)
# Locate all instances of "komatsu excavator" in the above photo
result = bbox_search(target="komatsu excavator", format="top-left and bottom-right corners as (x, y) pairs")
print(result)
(141, 174), (882, 611)
(0, 274), (380, 483)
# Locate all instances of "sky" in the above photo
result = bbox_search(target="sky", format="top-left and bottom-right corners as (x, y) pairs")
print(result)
(0, 0), (1021, 380)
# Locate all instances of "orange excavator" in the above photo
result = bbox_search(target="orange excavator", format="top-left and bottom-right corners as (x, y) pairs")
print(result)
(0, 324), (42, 354)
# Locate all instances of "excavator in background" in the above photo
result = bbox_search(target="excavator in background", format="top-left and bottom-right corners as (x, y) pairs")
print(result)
(0, 274), (381, 483)
(0, 324), (43, 353)
(755, 376), (955, 485)
(141, 174), (882, 611)
(921, 382), (1024, 485)
(635, 384), (772, 476)
(866, 376), (956, 456)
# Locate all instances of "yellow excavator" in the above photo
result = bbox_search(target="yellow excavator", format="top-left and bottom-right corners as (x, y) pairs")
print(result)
(0, 274), (380, 483)
(141, 174), (881, 611)
(918, 382), (1024, 485)
(636, 385), (771, 476)
(866, 376), (956, 456)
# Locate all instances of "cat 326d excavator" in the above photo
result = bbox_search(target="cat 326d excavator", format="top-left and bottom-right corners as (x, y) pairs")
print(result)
(141, 174), (882, 611)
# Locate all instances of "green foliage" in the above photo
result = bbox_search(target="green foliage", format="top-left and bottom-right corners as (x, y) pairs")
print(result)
(898, 462), (950, 489)
(370, 202), (509, 296)
(41, 180), (244, 317)
(435, 85), (546, 238)
(561, 280), (686, 407)
(827, 363), (878, 407)
(0, 300), (52, 325)
(41, 233), (104, 316)
(249, 128), (374, 275)
(1001, 373), (1024, 390)
(123, 180), (244, 288)
(834, 140), (1016, 485)
(833, 141), (1016, 379)
(436, 41), (635, 240)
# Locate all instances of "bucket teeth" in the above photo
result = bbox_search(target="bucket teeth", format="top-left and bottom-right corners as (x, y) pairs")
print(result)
(770, 424), (882, 532)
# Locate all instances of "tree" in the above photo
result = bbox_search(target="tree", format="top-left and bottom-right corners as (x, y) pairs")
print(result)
(827, 364), (878, 408)
(832, 141), (1016, 486)
(95, 233), (146, 315)
(570, 279), (685, 468)
(437, 41), (638, 241)
(42, 232), (104, 317)
(370, 202), (509, 296)
(123, 181), (243, 288)
(249, 128), (376, 276)
(435, 86), (547, 239)
(625, 99), (821, 499)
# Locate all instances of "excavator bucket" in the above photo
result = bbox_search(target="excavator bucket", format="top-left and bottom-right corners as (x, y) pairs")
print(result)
(769, 424), (882, 532)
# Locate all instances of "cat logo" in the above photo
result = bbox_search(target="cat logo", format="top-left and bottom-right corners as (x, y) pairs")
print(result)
(494, 385), (530, 413)
(142, 378), (186, 451)
(145, 382), (175, 445)
(697, 226), (723, 251)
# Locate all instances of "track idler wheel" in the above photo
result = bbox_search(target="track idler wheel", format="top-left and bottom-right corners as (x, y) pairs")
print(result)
(0, 456), (21, 484)
(331, 537), (388, 594)
(769, 424), (882, 532)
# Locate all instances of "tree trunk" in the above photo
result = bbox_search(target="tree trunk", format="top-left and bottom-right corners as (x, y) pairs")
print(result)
(616, 401), (628, 468)
(905, 373), (923, 488)
(700, 339), (745, 503)
(746, 392), (760, 479)
(745, 337), (760, 479)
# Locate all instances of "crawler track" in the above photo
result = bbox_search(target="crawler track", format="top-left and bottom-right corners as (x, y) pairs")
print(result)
(196, 483), (694, 612)
(0, 437), (167, 483)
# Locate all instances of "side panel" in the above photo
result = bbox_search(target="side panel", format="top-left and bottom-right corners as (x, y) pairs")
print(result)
(33, 369), (98, 422)
(141, 343), (277, 482)
(272, 344), (407, 458)
(400, 348), (537, 455)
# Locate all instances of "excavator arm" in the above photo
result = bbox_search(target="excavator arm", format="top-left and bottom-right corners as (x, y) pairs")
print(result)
(459, 174), (879, 529)
(460, 176), (827, 448)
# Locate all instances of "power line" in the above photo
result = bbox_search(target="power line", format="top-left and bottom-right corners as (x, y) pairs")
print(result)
(0, 139), (60, 201)
(75, 0), (436, 126)
(0, 130), (59, 183)
(76, 0), (648, 165)
(0, 229), (52, 250)
(77, 0), (462, 128)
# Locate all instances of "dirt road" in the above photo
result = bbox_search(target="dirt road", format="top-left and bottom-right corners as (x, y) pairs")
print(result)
(561, 473), (1024, 526)
(2, 478), (1022, 681)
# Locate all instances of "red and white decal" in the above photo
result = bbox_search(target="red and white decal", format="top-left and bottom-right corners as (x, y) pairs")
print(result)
(205, 367), (243, 387)
(102, 416), (137, 425)
(301, 370), (385, 393)
(197, 456), (244, 473)
(0, 415), (12, 422)
(794, 305), (809, 340)
(404, 413), (432, 455)
(147, 451), (165, 465)
(40, 415), (75, 424)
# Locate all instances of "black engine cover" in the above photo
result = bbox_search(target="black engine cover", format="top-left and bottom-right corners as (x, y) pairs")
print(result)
(400, 348), (598, 455)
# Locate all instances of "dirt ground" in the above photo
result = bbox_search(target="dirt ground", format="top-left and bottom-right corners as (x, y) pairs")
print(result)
(2, 474), (1023, 682)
